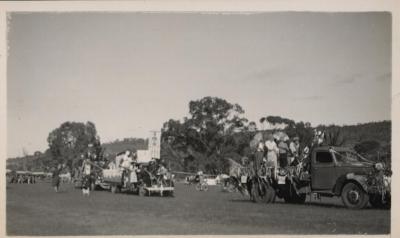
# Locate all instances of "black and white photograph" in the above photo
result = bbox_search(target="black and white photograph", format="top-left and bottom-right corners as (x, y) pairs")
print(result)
(2, 1), (398, 236)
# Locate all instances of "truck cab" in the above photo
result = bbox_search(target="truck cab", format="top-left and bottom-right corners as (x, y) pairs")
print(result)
(307, 146), (390, 209)
(310, 146), (374, 191)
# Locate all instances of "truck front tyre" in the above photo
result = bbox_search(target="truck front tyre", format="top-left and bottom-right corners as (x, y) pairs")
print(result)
(341, 182), (369, 209)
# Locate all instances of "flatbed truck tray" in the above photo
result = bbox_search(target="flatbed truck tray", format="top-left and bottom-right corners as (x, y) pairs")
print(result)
(142, 186), (174, 197)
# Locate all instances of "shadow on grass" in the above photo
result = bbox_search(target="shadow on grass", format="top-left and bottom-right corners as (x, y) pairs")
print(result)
(229, 199), (253, 203)
(228, 198), (347, 209)
(230, 198), (391, 211)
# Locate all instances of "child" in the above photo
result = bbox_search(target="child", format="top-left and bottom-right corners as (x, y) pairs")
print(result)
(82, 175), (91, 196)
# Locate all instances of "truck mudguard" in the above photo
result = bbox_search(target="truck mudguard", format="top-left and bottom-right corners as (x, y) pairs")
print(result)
(333, 173), (368, 195)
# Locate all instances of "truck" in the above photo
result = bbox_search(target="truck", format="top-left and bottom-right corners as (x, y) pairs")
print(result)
(249, 146), (391, 209)
(102, 163), (175, 197)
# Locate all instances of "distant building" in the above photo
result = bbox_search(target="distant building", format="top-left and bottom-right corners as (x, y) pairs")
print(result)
(136, 150), (151, 163)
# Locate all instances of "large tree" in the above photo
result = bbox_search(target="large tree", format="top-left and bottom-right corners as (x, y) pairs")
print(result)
(47, 121), (102, 168)
(162, 97), (249, 174)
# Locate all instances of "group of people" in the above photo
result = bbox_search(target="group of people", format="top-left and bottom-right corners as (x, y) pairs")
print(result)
(8, 173), (37, 184)
(51, 151), (95, 195)
(254, 134), (301, 176)
(107, 150), (139, 187)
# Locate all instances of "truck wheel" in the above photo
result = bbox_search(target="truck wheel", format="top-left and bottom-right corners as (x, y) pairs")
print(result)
(111, 185), (118, 194)
(202, 183), (209, 191)
(341, 182), (369, 209)
(251, 178), (270, 203)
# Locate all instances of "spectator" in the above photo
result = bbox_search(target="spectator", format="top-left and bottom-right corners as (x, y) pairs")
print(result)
(254, 141), (264, 176)
(289, 136), (300, 165)
(265, 134), (279, 170)
(52, 164), (62, 192)
(81, 158), (92, 196)
(278, 138), (289, 167)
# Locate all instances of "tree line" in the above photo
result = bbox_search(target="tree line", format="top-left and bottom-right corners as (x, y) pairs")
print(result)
(7, 96), (391, 174)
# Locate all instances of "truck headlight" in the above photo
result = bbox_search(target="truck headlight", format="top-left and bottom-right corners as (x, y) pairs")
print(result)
(375, 163), (384, 171)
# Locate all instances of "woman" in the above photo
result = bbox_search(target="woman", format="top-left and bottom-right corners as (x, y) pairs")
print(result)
(52, 164), (62, 192)
(265, 134), (279, 171)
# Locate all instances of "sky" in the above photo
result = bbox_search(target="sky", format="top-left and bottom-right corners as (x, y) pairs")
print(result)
(7, 12), (391, 158)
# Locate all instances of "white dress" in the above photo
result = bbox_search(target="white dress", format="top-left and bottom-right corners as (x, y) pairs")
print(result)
(265, 140), (279, 168)
(83, 163), (91, 175)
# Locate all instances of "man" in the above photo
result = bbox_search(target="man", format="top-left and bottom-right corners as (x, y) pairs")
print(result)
(289, 136), (300, 165)
(52, 164), (63, 192)
(278, 137), (289, 167)
(120, 151), (133, 187)
(81, 157), (92, 196)
(254, 141), (264, 176)
(121, 150), (132, 169)
(156, 163), (168, 185)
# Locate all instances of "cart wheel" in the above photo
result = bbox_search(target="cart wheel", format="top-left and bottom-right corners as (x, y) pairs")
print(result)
(202, 183), (209, 191)
(227, 183), (236, 193)
(195, 183), (201, 191)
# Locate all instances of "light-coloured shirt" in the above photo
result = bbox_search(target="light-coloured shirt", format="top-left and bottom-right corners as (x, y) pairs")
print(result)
(83, 162), (91, 175)
(265, 140), (279, 154)
(121, 154), (132, 168)
(257, 142), (264, 152)
(289, 141), (300, 156)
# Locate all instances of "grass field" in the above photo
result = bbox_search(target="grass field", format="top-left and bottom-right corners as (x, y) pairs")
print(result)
(6, 181), (390, 235)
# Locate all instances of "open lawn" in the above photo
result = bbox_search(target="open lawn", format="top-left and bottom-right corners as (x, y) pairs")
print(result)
(6, 181), (390, 235)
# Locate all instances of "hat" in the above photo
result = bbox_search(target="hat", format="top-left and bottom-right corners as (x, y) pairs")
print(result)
(267, 134), (274, 140)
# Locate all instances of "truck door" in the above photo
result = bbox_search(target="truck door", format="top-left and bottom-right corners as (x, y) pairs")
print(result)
(311, 151), (336, 190)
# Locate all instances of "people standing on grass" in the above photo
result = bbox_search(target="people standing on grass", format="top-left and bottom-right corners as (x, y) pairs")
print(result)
(52, 164), (63, 192)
